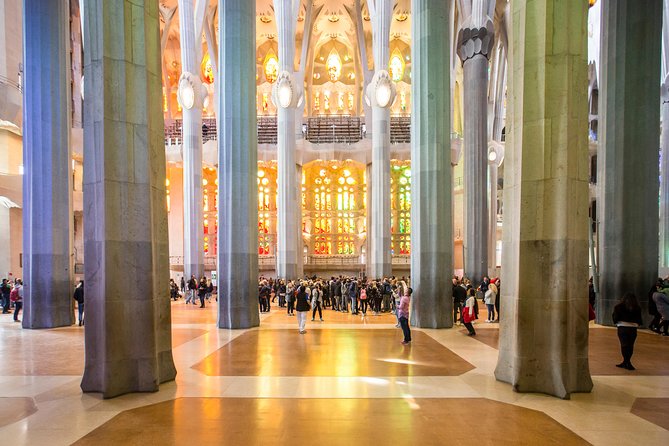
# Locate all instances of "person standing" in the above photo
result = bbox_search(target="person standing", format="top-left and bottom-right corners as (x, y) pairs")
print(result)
(484, 282), (497, 322)
(462, 288), (477, 336)
(311, 282), (323, 321)
(398, 287), (412, 345)
(295, 284), (310, 334)
(73, 280), (84, 326)
(198, 276), (208, 308)
(286, 280), (295, 316)
(12, 279), (23, 322)
(651, 285), (669, 336)
(612, 293), (643, 370)
(0, 279), (11, 314)
(180, 276), (186, 293)
(348, 279), (358, 315)
(186, 275), (197, 305)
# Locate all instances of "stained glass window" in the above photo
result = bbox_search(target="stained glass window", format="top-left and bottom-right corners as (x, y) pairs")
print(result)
(391, 162), (412, 255)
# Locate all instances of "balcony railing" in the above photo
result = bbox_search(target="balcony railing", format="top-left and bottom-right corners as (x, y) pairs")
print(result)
(164, 115), (414, 146)
(305, 115), (363, 144)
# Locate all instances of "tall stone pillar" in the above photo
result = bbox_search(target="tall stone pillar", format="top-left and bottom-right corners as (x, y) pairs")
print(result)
(81, 0), (176, 398)
(598, 1), (662, 324)
(660, 2), (669, 276)
(217, 0), (259, 329)
(457, 0), (494, 284)
(22, 0), (73, 329)
(179, 0), (204, 281)
(275, 0), (301, 280)
(369, 0), (392, 279)
(494, 0), (593, 399)
(410, 0), (453, 328)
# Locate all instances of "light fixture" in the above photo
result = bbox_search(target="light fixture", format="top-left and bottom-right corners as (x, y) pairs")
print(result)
(366, 70), (396, 108)
(488, 150), (498, 162)
(178, 76), (195, 110)
(277, 78), (292, 108)
(80, 75), (85, 100)
(376, 80), (392, 107)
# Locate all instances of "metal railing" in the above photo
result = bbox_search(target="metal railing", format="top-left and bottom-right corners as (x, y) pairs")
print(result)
(305, 115), (362, 144)
(164, 117), (278, 145)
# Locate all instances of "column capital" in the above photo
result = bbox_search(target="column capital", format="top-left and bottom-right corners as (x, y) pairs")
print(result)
(456, 19), (494, 63)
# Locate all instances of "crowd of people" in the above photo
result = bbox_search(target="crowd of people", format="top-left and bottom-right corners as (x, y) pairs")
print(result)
(1, 277), (23, 322)
(257, 275), (414, 340)
(170, 275), (215, 308)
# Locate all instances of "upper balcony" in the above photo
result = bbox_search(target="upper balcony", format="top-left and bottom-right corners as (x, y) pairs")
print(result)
(164, 115), (413, 146)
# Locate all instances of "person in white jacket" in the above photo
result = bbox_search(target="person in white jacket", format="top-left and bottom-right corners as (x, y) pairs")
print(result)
(311, 282), (324, 321)
(484, 283), (497, 322)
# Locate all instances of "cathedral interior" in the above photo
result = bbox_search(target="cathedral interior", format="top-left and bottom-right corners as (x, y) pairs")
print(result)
(0, 0), (667, 445)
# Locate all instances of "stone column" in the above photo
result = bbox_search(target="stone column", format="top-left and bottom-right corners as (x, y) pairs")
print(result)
(369, 0), (392, 279)
(275, 0), (301, 280)
(598, 1), (662, 324)
(410, 0), (453, 328)
(22, 0), (73, 329)
(660, 2), (669, 276)
(179, 0), (204, 282)
(217, 0), (259, 329)
(457, 0), (494, 284)
(494, 0), (593, 399)
(81, 0), (176, 398)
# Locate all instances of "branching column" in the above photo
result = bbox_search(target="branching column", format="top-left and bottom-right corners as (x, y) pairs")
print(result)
(275, 0), (302, 280)
(22, 0), (73, 328)
(217, 0), (259, 329)
(494, 0), (593, 399)
(179, 0), (204, 281)
(598, 1), (662, 324)
(369, 0), (392, 279)
(81, 0), (176, 398)
(410, 0), (453, 328)
(457, 0), (494, 284)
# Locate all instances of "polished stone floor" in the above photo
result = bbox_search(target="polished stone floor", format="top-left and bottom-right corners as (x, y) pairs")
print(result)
(0, 301), (667, 445)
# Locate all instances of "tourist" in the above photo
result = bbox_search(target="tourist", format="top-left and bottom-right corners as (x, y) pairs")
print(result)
(259, 280), (271, 313)
(311, 282), (324, 321)
(349, 279), (358, 314)
(278, 280), (286, 308)
(333, 278), (342, 311)
(381, 279), (392, 312)
(12, 279), (23, 322)
(392, 283), (401, 327)
(186, 275), (197, 304)
(73, 280), (84, 326)
(398, 287), (412, 345)
(180, 276), (186, 293)
(492, 278), (501, 321)
(453, 278), (467, 325)
(359, 283), (369, 316)
(169, 278), (179, 301)
(286, 280), (295, 316)
(484, 282), (497, 322)
(198, 276), (208, 308)
(295, 284), (310, 334)
(340, 279), (349, 312)
(612, 292), (643, 370)
(651, 284), (669, 336)
(462, 288), (477, 336)
(1, 278), (10, 314)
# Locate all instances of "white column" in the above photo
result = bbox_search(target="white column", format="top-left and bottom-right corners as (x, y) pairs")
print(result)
(410, 0), (453, 328)
(457, 0), (495, 284)
(22, 0), (74, 328)
(275, 0), (301, 280)
(217, 0), (259, 328)
(179, 0), (204, 281)
(369, 0), (392, 279)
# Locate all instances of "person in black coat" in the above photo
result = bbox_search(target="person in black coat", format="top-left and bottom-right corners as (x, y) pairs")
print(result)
(295, 285), (310, 334)
(612, 292), (643, 371)
(73, 280), (85, 326)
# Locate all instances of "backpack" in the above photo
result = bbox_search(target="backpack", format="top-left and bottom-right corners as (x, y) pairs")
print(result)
(360, 289), (367, 300)
(9, 288), (19, 302)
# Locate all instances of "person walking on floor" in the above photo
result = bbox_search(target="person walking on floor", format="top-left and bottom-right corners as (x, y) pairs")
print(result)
(11, 279), (23, 322)
(1, 279), (11, 314)
(311, 282), (324, 321)
(612, 292), (643, 370)
(186, 275), (197, 305)
(462, 288), (477, 336)
(398, 287), (412, 345)
(73, 280), (84, 326)
(295, 284), (310, 334)
(198, 276), (208, 308)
